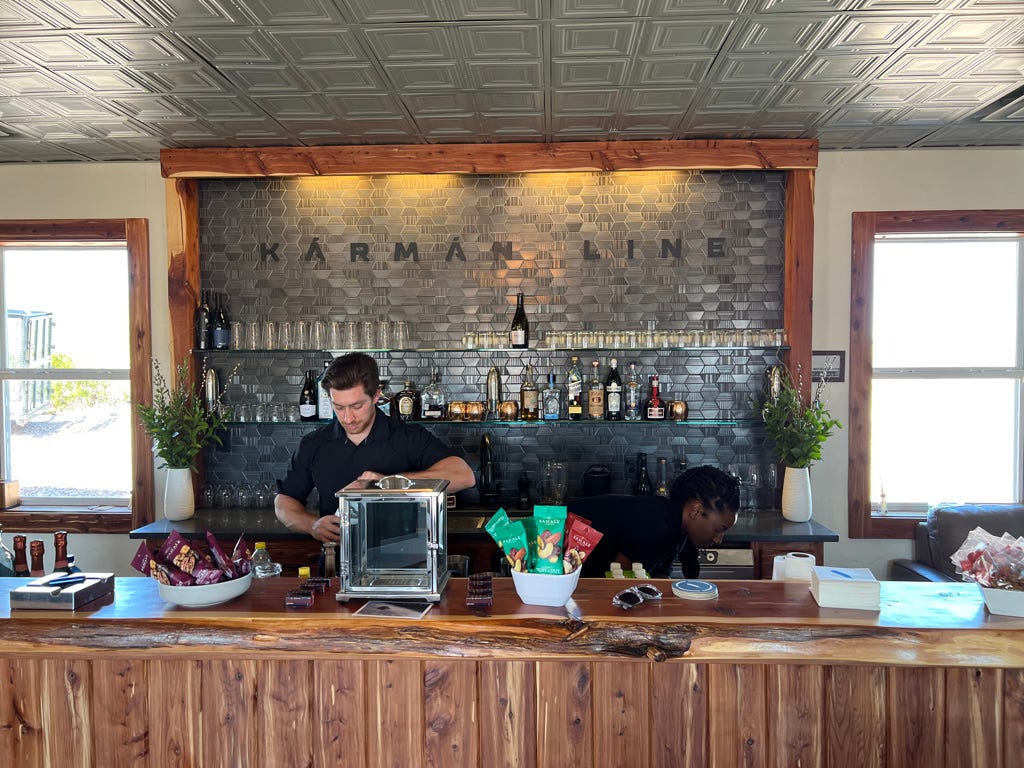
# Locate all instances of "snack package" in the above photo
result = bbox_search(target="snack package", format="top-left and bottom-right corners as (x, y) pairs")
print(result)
(565, 510), (592, 529)
(192, 559), (225, 585)
(130, 541), (156, 576)
(952, 526), (1024, 590)
(232, 534), (253, 563)
(152, 562), (195, 586)
(484, 508), (511, 542)
(205, 531), (237, 579)
(493, 520), (529, 573)
(563, 517), (604, 574)
(532, 505), (567, 574)
(158, 530), (203, 575)
(520, 516), (538, 572)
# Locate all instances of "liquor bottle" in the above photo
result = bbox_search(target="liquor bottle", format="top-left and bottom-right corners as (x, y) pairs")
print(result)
(12, 534), (29, 577)
(624, 362), (642, 420)
(397, 380), (421, 421)
(421, 368), (447, 420)
(317, 360), (333, 420)
(486, 366), (502, 418)
(53, 530), (69, 572)
(0, 525), (13, 577)
(520, 364), (539, 421)
(541, 373), (563, 420)
(29, 539), (45, 577)
(566, 356), (584, 421)
(604, 357), (623, 420)
(194, 290), (212, 350)
(587, 360), (605, 420)
(299, 369), (318, 421)
(655, 457), (670, 498)
(635, 453), (653, 496)
(211, 292), (230, 350)
(509, 292), (528, 348)
(377, 379), (394, 417)
(644, 374), (666, 420)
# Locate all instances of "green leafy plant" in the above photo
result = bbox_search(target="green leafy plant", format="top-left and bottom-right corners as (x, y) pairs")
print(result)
(136, 359), (224, 470)
(761, 363), (841, 469)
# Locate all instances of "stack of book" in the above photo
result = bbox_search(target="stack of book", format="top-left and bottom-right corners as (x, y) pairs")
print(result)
(809, 566), (880, 610)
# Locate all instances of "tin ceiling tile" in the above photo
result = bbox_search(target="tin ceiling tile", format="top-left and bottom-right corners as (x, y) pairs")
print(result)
(467, 60), (544, 88)
(265, 29), (365, 63)
(233, 0), (348, 25)
(458, 24), (544, 57)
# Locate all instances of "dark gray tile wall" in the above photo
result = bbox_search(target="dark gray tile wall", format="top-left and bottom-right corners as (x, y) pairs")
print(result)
(198, 170), (786, 510)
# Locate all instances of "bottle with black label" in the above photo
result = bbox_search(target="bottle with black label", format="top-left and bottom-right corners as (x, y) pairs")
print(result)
(211, 292), (230, 350)
(566, 356), (584, 421)
(509, 292), (528, 348)
(587, 360), (605, 420)
(299, 369), (318, 422)
(635, 452), (653, 496)
(377, 379), (394, 417)
(316, 360), (333, 420)
(397, 380), (421, 421)
(604, 357), (623, 420)
(194, 290), (212, 350)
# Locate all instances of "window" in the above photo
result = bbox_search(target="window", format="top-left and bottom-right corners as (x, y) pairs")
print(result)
(0, 221), (152, 533)
(848, 211), (1024, 539)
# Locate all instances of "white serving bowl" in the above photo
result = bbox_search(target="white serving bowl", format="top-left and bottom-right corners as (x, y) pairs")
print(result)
(980, 585), (1024, 618)
(510, 568), (581, 607)
(157, 572), (253, 608)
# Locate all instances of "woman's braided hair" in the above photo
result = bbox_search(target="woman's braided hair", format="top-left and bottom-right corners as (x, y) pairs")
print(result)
(669, 465), (740, 515)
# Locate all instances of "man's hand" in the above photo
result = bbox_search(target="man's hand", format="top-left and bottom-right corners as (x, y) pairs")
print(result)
(310, 513), (341, 543)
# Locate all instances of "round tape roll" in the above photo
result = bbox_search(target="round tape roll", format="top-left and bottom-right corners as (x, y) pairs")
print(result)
(672, 579), (719, 600)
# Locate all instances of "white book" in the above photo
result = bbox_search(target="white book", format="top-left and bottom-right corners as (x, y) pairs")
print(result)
(809, 566), (880, 610)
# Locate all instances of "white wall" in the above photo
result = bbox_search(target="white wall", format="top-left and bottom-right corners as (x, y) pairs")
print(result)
(812, 147), (1024, 575)
(2, 150), (1023, 577)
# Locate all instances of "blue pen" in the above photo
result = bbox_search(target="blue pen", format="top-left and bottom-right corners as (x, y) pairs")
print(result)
(830, 569), (853, 579)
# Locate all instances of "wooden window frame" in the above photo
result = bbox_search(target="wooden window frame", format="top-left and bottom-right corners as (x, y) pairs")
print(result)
(848, 210), (1024, 539)
(0, 219), (153, 533)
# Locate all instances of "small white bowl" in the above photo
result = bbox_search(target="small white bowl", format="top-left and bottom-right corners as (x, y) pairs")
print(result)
(980, 586), (1024, 618)
(157, 572), (253, 608)
(511, 568), (581, 607)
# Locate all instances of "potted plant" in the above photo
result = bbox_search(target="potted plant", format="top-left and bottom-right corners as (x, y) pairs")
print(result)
(136, 359), (225, 520)
(761, 363), (841, 522)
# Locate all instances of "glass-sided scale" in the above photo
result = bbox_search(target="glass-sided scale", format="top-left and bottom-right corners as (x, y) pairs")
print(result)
(335, 476), (450, 602)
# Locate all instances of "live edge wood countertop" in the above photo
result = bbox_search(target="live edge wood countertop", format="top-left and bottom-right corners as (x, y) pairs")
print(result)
(1, 577), (1020, 668)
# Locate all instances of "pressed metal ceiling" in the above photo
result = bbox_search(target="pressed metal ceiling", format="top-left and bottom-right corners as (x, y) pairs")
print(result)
(0, 0), (1022, 164)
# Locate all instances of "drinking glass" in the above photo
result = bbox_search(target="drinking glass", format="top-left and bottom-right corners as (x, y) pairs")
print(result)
(296, 320), (311, 349)
(261, 320), (277, 350)
(377, 319), (391, 349)
(246, 321), (260, 350)
(269, 403), (284, 422)
(329, 321), (344, 349)
(253, 403), (267, 422)
(230, 321), (243, 349)
(394, 320), (409, 349)
(550, 461), (568, 504)
(361, 321), (375, 349)
(236, 484), (254, 509)
(279, 321), (294, 350)
(345, 321), (359, 349)
(311, 320), (327, 349)
(235, 403), (250, 422)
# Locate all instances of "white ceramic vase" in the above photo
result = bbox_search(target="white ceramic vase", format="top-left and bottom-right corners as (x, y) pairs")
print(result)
(164, 467), (196, 521)
(781, 466), (812, 522)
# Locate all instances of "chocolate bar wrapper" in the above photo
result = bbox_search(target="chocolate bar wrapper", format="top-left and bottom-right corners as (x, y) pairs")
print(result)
(192, 559), (225, 585)
(158, 530), (204, 575)
(205, 531), (237, 579)
(232, 534), (253, 563)
(130, 541), (155, 576)
(233, 557), (252, 576)
(152, 563), (195, 586)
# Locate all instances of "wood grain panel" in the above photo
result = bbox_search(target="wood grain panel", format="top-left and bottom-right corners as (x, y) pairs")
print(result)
(887, 667), (943, 768)
(652, 662), (706, 768)
(160, 140), (819, 179)
(201, 658), (256, 768)
(148, 659), (201, 768)
(945, 667), (1002, 768)
(259, 659), (313, 768)
(91, 659), (149, 766)
(424, 659), (478, 768)
(767, 664), (823, 768)
(126, 217), (154, 528)
(42, 658), (91, 768)
(783, 168), (815, 400)
(708, 663), (767, 768)
(367, 659), (424, 768)
(592, 661), (650, 768)
(0, 219), (127, 242)
(478, 660), (537, 768)
(0, 657), (44, 766)
(825, 665), (886, 768)
(314, 659), (367, 768)
(1004, 669), (1024, 765)
(536, 661), (593, 768)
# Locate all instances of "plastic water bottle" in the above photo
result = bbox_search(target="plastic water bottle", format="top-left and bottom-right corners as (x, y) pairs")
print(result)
(251, 541), (282, 578)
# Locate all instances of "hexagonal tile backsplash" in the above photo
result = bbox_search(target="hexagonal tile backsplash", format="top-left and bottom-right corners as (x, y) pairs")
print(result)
(199, 170), (786, 510)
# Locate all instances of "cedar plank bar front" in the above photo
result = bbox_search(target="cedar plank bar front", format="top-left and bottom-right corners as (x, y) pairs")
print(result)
(1, 578), (1021, 767)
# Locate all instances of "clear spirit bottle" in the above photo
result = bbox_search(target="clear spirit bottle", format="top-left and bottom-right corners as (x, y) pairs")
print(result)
(541, 373), (563, 420)
(624, 362), (642, 420)
(420, 368), (447, 420)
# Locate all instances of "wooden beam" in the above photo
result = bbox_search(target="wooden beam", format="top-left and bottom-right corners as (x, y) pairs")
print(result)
(160, 139), (818, 178)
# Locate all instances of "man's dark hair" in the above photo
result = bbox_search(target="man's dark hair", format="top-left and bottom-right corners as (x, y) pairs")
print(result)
(321, 352), (380, 398)
(669, 465), (740, 515)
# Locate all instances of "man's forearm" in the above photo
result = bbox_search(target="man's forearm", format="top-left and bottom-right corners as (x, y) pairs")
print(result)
(402, 456), (476, 493)
(274, 494), (317, 535)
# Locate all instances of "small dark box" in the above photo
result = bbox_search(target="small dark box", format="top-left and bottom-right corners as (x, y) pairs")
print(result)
(286, 589), (314, 607)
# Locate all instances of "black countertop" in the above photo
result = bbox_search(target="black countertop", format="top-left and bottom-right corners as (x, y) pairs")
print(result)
(130, 507), (838, 544)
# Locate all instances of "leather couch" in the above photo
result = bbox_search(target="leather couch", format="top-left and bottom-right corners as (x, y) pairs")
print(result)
(889, 504), (1024, 582)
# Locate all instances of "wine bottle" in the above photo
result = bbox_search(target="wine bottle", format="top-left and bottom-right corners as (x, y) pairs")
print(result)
(604, 357), (623, 420)
(194, 290), (212, 350)
(53, 530), (68, 572)
(520, 364), (539, 421)
(644, 374), (666, 420)
(655, 457), (669, 498)
(397, 380), (421, 421)
(12, 534), (29, 577)
(317, 360), (333, 420)
(509, 292), (528, 348)
(635, 453), (653, 496)
(624, 362), (642, 420)
(541, 373), (563, 420)
(566, 356), (584, 421)
(587, 360), (605, 420)
(299, 369), (318, 421)
(211, 292), (230, 350)
(29, 539), (45, 577)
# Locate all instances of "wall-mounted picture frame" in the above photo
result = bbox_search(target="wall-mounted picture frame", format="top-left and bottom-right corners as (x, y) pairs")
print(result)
(811, 350), (845, 383)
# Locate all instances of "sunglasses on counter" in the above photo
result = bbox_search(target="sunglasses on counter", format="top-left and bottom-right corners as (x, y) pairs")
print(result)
(612, 583), (663, 610)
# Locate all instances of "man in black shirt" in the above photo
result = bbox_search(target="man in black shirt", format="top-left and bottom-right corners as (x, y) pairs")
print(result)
(275, 353), (475, 543)
(570, 465), (740, 578)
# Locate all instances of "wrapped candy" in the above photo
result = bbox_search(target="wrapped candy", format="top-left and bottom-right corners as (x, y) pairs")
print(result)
(951, 527), (1024, 590)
